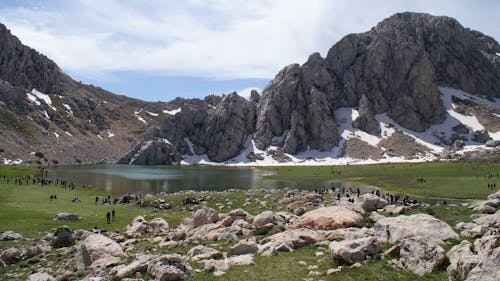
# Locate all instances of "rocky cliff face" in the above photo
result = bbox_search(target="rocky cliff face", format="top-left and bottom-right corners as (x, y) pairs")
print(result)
(121, 12), (500, 165)
(0, 23), (173, 165)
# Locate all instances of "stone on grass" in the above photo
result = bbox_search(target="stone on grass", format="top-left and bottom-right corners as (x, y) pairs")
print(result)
(374, 214), (459, 244)
(26, 272), (56, 281)
(292, 206), (364, 230)
(328, 237), (381, 265)
(147, 254), (192, 281)
(1, 247), (22, 264)
(53, 213), (81, 221)
(0, 231), (23, 241)
(227, 239), (259, 257)
(356, 193), (389, 212)
(124, 216), (149, 238)
(187, 245), (222, 261)
(75, 233), (124, 270)
(391, 236), (446, 276)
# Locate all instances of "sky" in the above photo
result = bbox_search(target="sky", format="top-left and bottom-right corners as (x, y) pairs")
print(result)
(0, 0), (499, 102)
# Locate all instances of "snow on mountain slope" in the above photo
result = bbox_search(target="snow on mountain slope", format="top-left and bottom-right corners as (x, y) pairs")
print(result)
(177, 87), (499, 166)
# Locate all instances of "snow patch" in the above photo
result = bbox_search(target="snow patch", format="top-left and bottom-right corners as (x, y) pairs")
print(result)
(97, 134), (103, 140)
(146, 111), (159, 117)
(26, 93), (41, 105)
(134, 110), (148, 125)
(2, 158), (23, 165)
(107, 130), (114, 138)
(65, 131), (73, 137)
(163, 108), (181, 115)
(63, 104), (73, 115)
(53, 132), (60, 139)
(43, 111), (50, 120)
(31, 89), (52, 105)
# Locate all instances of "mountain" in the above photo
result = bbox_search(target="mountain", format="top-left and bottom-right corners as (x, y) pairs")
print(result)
(0, 23), (180, 165)
(1, 12), (499, 166)
(120, 12), (500, 165)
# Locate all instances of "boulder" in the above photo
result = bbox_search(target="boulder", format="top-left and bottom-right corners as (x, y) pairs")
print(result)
(447, 241), (480, 281)
(391, 236), (446, 276)
(75, 234), (124, 270)
(292, 206), (364, 230)
(187, 245), (222, 261)
(226, 254), (255, 266)
(192, 205), (220, 227)
(261, 228), (319, 249)
(23, 244), (45, 260)
(473, 212), (500, 228)
(227, 239), (259, 257)
(26, 272), (56, 281)
(328, 237), (381, 265)
(0, 231), (23, 241)
(53, 213), (81, 221)
(382, 205), (406, 215)
(124, 216), (149, 238)
(203, 259), (229, 273)
(110, 254), (157, 279)
(466, 250), (500, 281)
(147, 254), (192, 281)
(52, 225), (75, 248)
(149, 218), (169, 233)
(355, 193), (389, 212)
(1, 247), (22, 264)
(374, 214), (459, 244)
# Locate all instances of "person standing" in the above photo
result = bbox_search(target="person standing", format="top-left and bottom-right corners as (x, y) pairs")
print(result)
(106, 211), (111, 224)
(111, 209), (115, 222)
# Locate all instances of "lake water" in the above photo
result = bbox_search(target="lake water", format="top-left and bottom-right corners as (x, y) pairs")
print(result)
(48, 165), (357, 196)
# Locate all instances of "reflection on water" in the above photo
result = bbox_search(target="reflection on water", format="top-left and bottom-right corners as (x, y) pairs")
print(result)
(49, 165), (346, 195)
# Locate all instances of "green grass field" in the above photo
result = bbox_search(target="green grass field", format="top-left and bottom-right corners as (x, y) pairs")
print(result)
(262, 160), (500, 199)
(0, 162), (497, 280)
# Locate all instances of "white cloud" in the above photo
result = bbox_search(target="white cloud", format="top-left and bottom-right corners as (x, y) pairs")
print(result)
(0, 0), (498, 80)
(237, 87), (263, 100)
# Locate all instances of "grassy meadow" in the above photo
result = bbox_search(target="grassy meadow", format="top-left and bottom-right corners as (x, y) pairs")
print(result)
(262, 160), (500, 199)
(0, 160), (497, 280)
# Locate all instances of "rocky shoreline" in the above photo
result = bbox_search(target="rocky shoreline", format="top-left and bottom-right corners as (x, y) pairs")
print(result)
(1, 186), (499, 281)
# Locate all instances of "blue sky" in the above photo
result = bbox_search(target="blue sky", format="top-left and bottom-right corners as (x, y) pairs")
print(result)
(0, 0), (499, 102)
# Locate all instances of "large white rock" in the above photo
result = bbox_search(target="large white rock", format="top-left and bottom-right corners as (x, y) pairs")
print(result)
(227, 239), (259, 257)
(109, 254), (157, 279)
(292, 206), (364, 230)
(328, 237), (381, 265)
(187, 245), (222, 261)
(447, 241), (480, 281)
(147, 254), (192, 281)
(75, 234), (124, 270)
(355, 193), (389, 212)
(26, 272), (56, 281)
(149, 217), (169, 233)
(391, 236), (446, 276)
(192, 205), (220, 227)
(124, 216), (149, 238)
(0, 231), (23, 241)
(374, 214), (459, 244)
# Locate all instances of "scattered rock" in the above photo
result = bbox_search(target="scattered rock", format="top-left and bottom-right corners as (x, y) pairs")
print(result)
(374, 214), (459, 244)
(1, 247), (22, 265)
(292, 206), (364, 230)
(26, 272), (56, 281)
(148, 218), (169, 233)
(53, 213), (81, 221)
(52, 225), (75, 248)
(147, 254), (192, 281)
(328, 237), (381, 265)
(192, 205), (220, 227)
(75, 234), (124, 270)
(187, 245), (222, 262)
(227, 239), (259, 257)
(355, 193), (388, 212)
(391, 236), (446, 276)
(110, 255), (157, 279)
(124, 216), (149, 238)
(226, 254), (255, 266)
(0, 231), (23, 241)
(447, 240), (480, 281)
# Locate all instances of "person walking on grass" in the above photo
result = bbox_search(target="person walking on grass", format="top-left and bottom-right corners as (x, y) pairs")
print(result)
(112, 209), (115, 222)
(106, 211), (111, 224)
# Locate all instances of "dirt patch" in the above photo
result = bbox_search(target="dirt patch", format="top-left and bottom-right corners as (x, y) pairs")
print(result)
(341, 137), (381, 160)
(378, 132), (430, 159)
